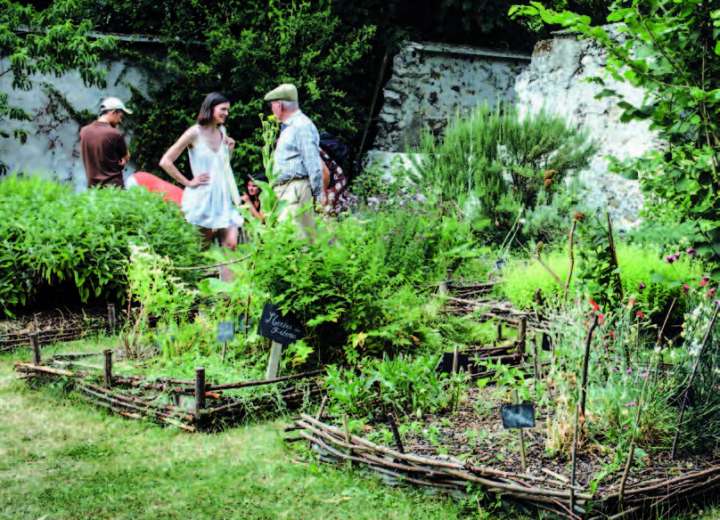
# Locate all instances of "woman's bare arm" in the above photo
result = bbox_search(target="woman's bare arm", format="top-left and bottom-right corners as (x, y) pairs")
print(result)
(159, 126), (209, 187)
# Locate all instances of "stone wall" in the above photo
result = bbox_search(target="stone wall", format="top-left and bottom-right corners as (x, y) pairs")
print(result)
(368, 37), (659, 228)
(0, 59), (152, 191)
(373, 42), (531, 151)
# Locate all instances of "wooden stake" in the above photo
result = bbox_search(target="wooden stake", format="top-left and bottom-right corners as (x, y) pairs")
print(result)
(221, 341), (227, 363)
(452, 344), (459, 374)
(30, 333), (41, 365)
(387, 412), (405, 454)
(265, 341), (283, 379)
(194, 367), (206, 417)
(103, 349), (113, 388)
(107, 303), (117, 333)
(517, 318), (527, 359)
(533, 332), (542, 383)
(513, 389), (527, 472)
(579, 314), (600, 419)
(497, 322), (503, 342)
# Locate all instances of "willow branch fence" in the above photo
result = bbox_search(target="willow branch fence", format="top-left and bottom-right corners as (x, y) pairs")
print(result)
(15, 346), (322, 432)
(288, 413), (720, 519)
(1, 304), (120, 353)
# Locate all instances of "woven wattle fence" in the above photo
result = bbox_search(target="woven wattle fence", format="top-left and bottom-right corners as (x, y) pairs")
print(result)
(288, 414), (720, 519)
(15, 349), (322, 432)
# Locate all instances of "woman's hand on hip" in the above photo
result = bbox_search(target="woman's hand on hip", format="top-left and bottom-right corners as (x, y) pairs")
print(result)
(187, 173), (210, 187)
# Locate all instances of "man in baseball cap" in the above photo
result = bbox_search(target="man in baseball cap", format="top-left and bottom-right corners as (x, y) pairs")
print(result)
(263, 83), (321, 237)
(79, 96), (132, 188)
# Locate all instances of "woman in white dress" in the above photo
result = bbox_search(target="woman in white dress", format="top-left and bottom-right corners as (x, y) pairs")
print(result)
(159, 92), (243, 253)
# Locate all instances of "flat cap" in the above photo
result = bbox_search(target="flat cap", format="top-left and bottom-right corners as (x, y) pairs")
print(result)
(264, 83), (298, 102)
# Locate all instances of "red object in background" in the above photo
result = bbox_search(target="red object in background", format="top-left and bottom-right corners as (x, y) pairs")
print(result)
(133, 171), (183, 207)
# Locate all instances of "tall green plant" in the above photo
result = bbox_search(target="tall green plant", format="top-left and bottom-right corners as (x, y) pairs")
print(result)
(414, 104), (595, 239)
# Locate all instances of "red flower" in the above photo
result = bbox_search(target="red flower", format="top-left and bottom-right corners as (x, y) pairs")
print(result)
(589, 298), (600, 312)
(609, 330), (615, 339)
(700, 276), (710, 287)
(598, 313), (605, 325)
(708, 287), (717, 298)
(635, 310), (645, 319)
(682, 283), (690, 293)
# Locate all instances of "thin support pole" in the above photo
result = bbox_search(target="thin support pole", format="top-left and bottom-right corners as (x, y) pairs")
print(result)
(387, 413), (405, 454)
(194, 367), (206, 418)
(30, 333), (41, 365)
(513, 389), (527, 472)
(103, 349), (113, 388)
(107, 303), (117, 333)
(517, 318), (527, 359)
(579, 314), (600, 419)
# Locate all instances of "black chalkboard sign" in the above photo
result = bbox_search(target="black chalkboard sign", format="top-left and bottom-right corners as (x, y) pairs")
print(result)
(258, 303), (304, 345)
(500, 403), (535, 429)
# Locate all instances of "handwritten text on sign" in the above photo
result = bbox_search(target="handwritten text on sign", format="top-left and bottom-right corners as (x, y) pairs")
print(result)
(500, 403), (535, 429)
(258, 303), (303, 345)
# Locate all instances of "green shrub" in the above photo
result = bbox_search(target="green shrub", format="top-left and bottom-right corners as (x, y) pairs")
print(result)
(0, 177), (203, 316)
(324, 354), (452, 419)
(500, 244), (702, 319)
(247, 207), (477, 361)
(413, 104), (596, 242)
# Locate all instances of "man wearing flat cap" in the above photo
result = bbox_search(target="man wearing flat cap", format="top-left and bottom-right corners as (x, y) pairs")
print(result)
(264, 83), (322, 233)
(80, 96), (132, 188)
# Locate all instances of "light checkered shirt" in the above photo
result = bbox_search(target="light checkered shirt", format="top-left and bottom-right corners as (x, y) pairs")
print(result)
(273, 110), (323, 197)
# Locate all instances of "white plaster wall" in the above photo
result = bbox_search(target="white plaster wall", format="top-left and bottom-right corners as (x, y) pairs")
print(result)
(514, 35), (660, 228)
(0, 59), (151, 191)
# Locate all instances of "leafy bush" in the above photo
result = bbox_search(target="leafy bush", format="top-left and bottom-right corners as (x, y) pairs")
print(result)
(246, 206), (478, 361)
(413, 104), (596, 242)
(500, 243), (702, 320)
(0, 177), (203, 316)
(324, 354), (453, 419)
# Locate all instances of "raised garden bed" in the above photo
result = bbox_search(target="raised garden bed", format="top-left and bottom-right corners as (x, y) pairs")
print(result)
(15, 347), (322, 432)
(289, 406), (720, 519)
(1, 305), (119, 353)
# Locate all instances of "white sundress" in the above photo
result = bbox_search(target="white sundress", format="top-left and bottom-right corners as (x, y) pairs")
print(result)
(182, 126), (244, 230)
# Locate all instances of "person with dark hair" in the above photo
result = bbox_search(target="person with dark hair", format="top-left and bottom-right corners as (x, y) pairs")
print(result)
(79, 97), (132, 188)
(159, 92), (242, 267)
(242, 174), (265, 222)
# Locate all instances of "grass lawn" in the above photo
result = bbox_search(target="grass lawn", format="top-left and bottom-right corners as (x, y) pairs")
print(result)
(1, 337), (718, 519)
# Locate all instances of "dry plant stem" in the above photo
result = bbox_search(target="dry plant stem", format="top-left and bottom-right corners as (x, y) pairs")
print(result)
(606, 212), (624, 301)
(670, 302), (720, 459)
(536, 249), (563, 286)
(563, 219), (577, 303)
(513, 389), (527, 472)
(569, 402), (580, 515)
(579, 314), (600, 418)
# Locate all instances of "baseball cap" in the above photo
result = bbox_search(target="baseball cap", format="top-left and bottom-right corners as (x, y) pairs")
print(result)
(99, 97), (133, 114)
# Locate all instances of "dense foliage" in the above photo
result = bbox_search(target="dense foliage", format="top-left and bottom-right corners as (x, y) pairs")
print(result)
(0, 177), (203, 316)
(412, 104), (595, 243)
(511, 0), (720, 270)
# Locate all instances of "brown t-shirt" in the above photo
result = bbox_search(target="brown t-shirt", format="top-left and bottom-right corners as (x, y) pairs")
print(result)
(79, 121), (128, 188)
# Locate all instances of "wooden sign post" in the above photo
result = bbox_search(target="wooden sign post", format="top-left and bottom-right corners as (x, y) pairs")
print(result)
(258, 303), (304, 380)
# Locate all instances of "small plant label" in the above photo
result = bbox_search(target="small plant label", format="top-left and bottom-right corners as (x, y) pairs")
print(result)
(217, 321), (235, 343)
(500, 403), (535, 429)
(258, 303), (303, 345)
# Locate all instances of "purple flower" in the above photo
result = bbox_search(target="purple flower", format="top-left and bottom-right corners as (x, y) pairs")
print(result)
(665, 255), (675, 264)
(626, 367), (633, 375)
(686, 247), (696, 256)
(638, 282), (646, 292)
